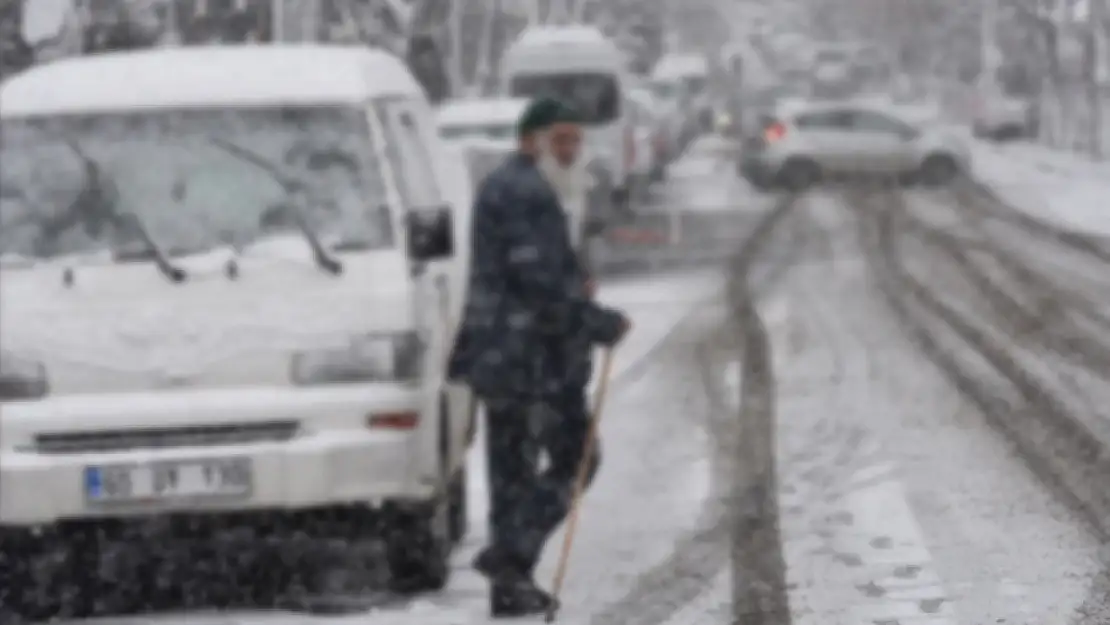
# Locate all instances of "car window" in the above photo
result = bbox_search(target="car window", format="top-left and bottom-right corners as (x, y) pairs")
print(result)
(848, 110), (914, 135)
(793, 110), (852, 129)
(438, 123), (516, 141)
(510, 73), (620, 125)
(376, 99), (442, 209)
(650, 81), (678, 101)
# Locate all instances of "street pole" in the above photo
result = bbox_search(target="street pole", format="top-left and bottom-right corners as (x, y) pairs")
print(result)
(448, 0), (463, 96)
(980, 0), (998, 87)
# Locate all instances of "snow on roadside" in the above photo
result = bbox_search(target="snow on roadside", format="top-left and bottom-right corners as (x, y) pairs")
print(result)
(971, 140), (1110, 238)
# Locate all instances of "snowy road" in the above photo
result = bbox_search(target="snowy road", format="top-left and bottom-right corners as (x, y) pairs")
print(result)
(707, 181), (1110, 624)
(766, 191), (1104, 624)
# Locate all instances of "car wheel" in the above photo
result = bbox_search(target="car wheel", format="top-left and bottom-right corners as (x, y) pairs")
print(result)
(918, 154), (959, 187)
(0, 530), (48, 621)
(383, 493), (452, 594)
(779, 158), (821, 191)
(448, 465), (468, 544)
(384, 400), (455, 594)
(743, 170), (773, 191)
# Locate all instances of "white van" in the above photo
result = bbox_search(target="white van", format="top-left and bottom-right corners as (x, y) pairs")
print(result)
(500, 25), (633, 210)
(650, 52), (712, 134)
(0, 45), (476, 609)
(436, 97), (529, 189)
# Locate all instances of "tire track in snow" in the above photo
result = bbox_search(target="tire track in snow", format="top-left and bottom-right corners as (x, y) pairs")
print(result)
(586, 193), (804, 625)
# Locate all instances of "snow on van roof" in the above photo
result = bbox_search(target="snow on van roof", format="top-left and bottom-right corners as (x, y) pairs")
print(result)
(513, 25), (611, 48)
(0, 45), (422, 118)
(436, 97), (530, 127)
(651, 53), (709, 80)
(502, 25), (624, 74)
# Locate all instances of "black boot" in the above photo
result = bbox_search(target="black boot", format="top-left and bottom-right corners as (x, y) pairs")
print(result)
(473, 547), (557, 618)
(490, 579), (558, 618)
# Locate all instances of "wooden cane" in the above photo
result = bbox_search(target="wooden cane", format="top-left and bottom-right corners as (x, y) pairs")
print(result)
(544, 347), (617, 622)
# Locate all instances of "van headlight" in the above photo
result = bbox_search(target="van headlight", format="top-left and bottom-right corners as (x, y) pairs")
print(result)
(290, 333), (424, 385)
(0, 353), (49, 400)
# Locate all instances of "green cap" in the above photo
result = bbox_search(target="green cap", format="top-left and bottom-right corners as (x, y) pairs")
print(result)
(517, 97), (582, 137)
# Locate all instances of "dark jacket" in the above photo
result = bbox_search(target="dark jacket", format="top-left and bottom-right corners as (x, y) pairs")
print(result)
(448, 153), (624, 400)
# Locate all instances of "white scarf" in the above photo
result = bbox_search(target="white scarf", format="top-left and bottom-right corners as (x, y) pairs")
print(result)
(539, 156), (590, 250)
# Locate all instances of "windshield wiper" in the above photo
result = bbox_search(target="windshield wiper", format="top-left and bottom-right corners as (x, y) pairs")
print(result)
(60, 138), (187, 283)
(206, 137), (343, 276)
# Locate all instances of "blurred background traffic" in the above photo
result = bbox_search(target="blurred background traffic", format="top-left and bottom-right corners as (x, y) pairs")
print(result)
(3, 0), (1109, 156)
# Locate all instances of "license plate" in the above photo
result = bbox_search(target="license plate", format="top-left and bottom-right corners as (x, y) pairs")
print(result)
(84, 458), (252, 503)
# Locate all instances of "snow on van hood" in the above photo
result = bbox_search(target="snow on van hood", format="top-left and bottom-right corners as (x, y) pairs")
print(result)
(0, 238), (415, 394)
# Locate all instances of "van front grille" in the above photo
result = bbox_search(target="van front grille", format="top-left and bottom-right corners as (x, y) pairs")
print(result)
(33, 421), (300, 454)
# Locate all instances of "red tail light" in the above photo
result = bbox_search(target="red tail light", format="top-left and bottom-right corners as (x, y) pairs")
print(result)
(763, 122), (786, 143)
(367, 411), (419, 430)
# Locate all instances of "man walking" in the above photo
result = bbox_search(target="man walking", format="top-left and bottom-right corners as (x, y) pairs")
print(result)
(448, 98), (629, 618)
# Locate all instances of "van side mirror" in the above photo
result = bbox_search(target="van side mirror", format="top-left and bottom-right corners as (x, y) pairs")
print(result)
(407, 205), (454, 261)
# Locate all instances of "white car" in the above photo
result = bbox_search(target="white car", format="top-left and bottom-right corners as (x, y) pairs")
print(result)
(972, 87), (1037, 141)
(636, 81), (685, 162)
(739, 100), (971, 190)
(0, 45), (476, 613)
(436, 97), (529, 184)
(650, 52), (712, 135)
(435, 96), (529, 148)
(625, 88), (662, 193)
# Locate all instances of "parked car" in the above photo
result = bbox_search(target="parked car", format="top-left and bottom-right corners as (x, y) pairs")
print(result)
(628, 87), (673, 182)
(972, 85), (1038, 141)
(638, 78), (688, 159)
(650, 52), (712, 136)
(738, 100), (971, 190)
(0, 44), (475, 618)
(435, 96), (529, 147)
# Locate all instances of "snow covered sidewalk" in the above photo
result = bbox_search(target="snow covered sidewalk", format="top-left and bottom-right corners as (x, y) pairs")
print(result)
(972, 141), (1110, 238)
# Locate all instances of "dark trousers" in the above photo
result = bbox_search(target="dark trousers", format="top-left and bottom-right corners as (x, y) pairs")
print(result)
(482, 385), (601, 573)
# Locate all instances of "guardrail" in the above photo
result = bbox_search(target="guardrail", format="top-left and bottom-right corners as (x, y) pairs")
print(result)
(592, 203), (766, 277)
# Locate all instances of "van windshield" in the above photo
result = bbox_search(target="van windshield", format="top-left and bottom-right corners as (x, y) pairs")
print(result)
(509, 73), (620, 125)
(815, 49), (851, 65)
(650, 81), (678, 102)
(683, 75), (708, 96)
(0, 105), (394, 263)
